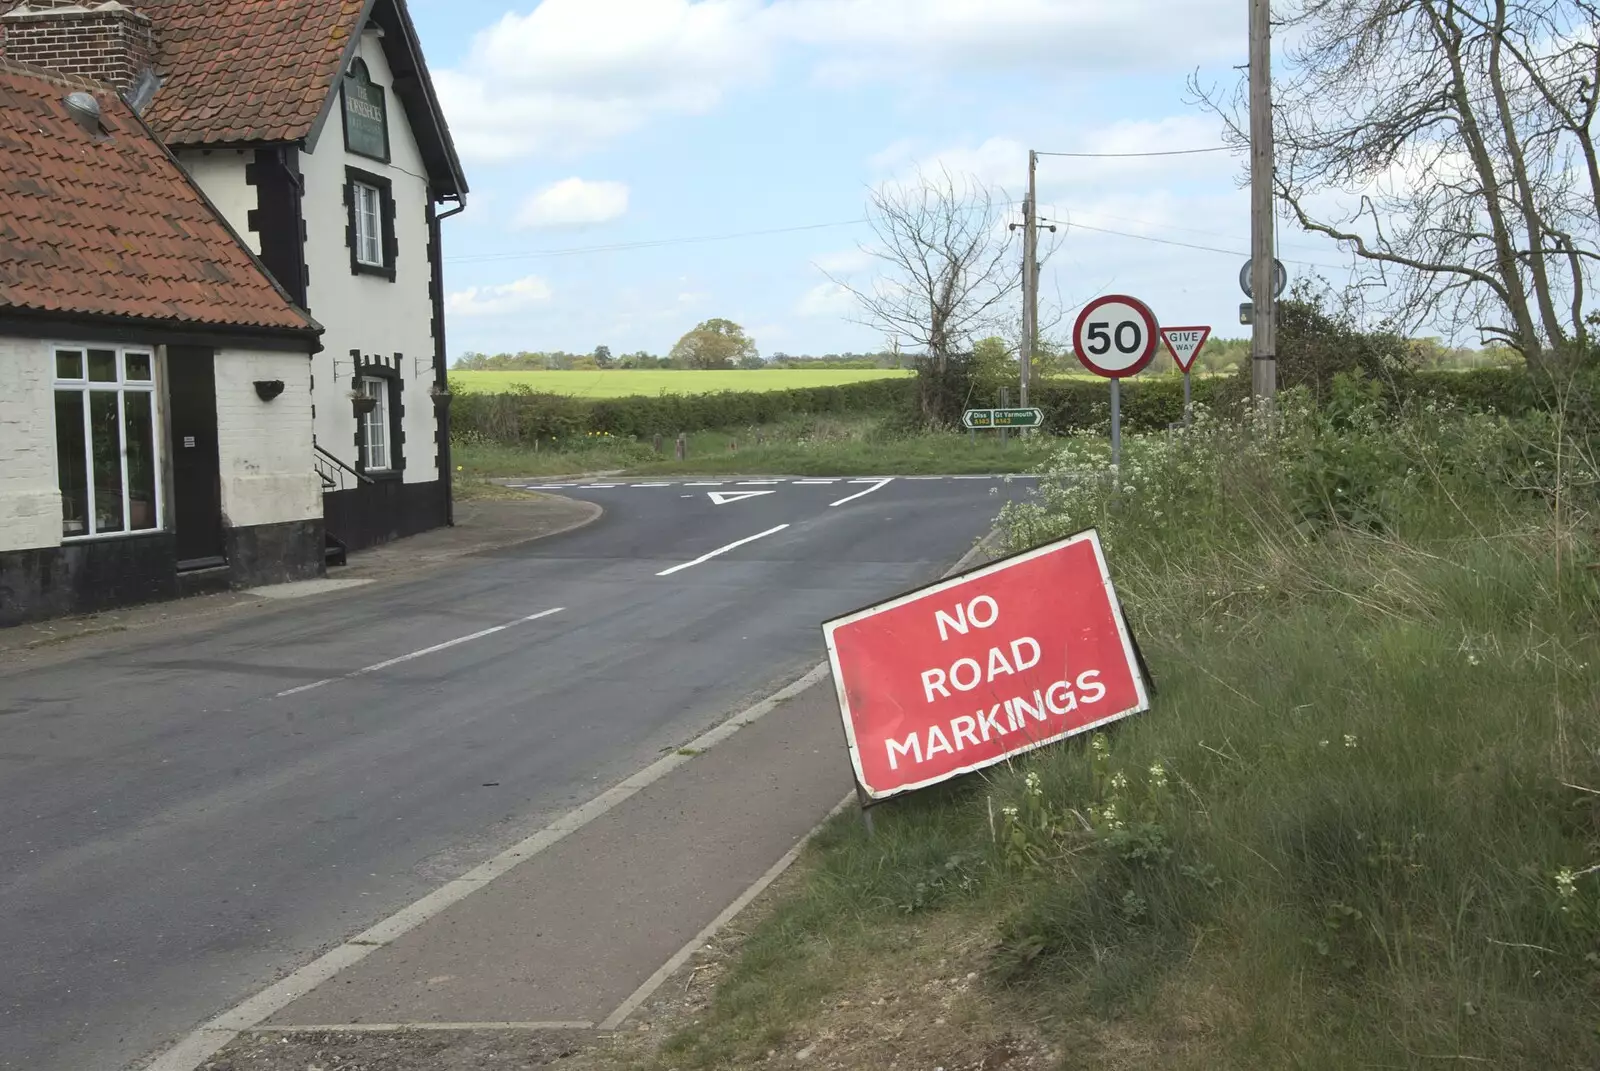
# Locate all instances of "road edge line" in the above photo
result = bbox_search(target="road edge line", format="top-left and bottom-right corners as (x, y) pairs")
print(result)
(140, 662), (832, 1071)
(595, 525), (1004, 1030)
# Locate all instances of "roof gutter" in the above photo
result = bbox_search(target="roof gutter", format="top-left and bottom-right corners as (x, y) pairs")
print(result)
(435, 192), (465, 220)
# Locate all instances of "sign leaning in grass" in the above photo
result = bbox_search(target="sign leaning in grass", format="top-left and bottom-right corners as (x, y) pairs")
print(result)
(823, 529), (1152, 802)
(962, 407), (1044, 429)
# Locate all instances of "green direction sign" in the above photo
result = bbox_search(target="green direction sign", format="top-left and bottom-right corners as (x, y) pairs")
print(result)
(962, 407), (1044, 429)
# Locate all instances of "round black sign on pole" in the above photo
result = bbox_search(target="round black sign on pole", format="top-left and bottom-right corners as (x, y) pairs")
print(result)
(1239, 258), (1288, 299)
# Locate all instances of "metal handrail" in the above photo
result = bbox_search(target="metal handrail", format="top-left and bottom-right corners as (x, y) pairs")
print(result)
(313, 444), (376, 490)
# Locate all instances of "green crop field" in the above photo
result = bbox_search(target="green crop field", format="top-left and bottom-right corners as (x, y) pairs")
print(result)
(448, 369), (912, 397)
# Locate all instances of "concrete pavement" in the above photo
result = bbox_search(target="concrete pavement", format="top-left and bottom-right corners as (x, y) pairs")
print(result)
(0, 474), (1031, 1071)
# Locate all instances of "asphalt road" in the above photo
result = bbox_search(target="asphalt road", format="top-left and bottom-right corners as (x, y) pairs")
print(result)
(0, 474), (1034, 1071)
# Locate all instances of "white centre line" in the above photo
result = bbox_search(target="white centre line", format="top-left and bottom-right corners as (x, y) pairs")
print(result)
(582, 484), (623, 489)
(793, 479), (837, 485)
(274, 608), (565, 699)
(656, 525), (789, 576)
(736, 480), (781, 485)
(829, 477), (893, 508)
(683, 481), (724, 486)
(630, 482), (671, 487)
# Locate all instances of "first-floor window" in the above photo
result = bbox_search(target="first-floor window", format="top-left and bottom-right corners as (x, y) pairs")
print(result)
(353, 181), (383, 267)
(360, 376), (390, 470)
(54, 346), (160, 539)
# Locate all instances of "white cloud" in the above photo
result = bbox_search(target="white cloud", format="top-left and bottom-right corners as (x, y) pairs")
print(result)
(515, 178), (631, 228)
(797, 280), (856, 317)
(446, 275), (554, 317)
(436, 0), (770, 162)
(437, 0), (1243, 162)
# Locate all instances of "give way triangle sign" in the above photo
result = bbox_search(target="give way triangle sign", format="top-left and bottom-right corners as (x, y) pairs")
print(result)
(708, 490), (775, 505)
(1159, 325), (1212, 372)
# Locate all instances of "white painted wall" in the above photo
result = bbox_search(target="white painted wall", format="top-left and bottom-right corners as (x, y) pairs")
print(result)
(174, 149), (259, 255)
(302, 30), (439, 485)
(0, 336), (63, 553)
(213, 349), (321, 529)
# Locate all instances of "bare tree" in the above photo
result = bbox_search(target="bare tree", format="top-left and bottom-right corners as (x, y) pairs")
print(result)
(1194, 0), (1600, 369)
(830, 169), (1020, 373)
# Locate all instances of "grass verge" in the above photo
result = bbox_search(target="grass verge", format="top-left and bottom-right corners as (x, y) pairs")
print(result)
(623, 381), (1600, 1070)
(454, 415), (1054, 478)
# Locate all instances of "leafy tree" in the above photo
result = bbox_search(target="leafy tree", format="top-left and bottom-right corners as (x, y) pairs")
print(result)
(593, 345), (613, 368)
(669, 318), (758, 369)
(737, 352), (766, 370)
(969, 336), (1016, 402)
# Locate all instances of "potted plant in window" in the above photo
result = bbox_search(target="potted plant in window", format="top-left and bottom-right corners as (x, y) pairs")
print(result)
(349, 389), (377, 417)
(429, 381), (451, 412)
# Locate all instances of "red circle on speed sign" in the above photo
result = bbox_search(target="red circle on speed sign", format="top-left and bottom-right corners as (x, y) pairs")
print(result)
(1072, 294), (1160, 378)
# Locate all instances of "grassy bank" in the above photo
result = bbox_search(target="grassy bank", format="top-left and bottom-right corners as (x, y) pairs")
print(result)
(449, 368), (911, 396)
(630, 381), (1600, 1069)
(454, 415), (1054, 477)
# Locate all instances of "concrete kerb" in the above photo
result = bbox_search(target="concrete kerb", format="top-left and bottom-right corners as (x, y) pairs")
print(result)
(139, 526), (1006, 1070)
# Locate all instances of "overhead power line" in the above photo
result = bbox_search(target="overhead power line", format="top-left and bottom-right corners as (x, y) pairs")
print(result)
(1034, 146), (1236, 158)
(1049, 217), (1343, 270)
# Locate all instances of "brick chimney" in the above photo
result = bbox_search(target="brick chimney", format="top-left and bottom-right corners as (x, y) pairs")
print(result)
(0, 1), (155, 92)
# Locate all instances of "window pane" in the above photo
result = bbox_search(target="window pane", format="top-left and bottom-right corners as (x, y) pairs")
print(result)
(124, 392), (158, 531)
(89, 391), (125, 533)
(88, 349), (117, 383)
(125, 352), (152, 381)
(56, 350), (84, 380)
(362, 378), (388, 469)
(55, 391), (89, 537)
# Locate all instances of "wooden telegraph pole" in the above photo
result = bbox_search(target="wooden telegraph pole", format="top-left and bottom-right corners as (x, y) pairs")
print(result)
(1020, 150), (1038, 410)
(1249, 0), (1277, 402)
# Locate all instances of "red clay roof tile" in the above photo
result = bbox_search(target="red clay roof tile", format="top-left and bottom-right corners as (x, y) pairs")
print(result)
(140, 0), (365, 147)
(0, 59), (317, 334)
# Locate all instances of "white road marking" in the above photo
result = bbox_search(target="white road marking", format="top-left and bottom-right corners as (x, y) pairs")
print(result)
(273, 609), (565, 699)
(523, 485), (570, 490)
(707, 490), (776, 506)
(656, 524), (789, 576)
(829, 477), (893, 508)
(582, 484), (622, 489)
(683, 481), (724, 486)
(244, 1022), (595, 1033)
(906, 475), (944, 481)
(142, 661), (833, 1071)
(793, 479), (837, 484)
(630, 482), (671, 487)
(952, 474), (994, 479)
(736, 480), (782, 485)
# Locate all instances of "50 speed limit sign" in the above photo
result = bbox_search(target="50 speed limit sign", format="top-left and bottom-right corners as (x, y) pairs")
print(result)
(1072, 294), (1160, 378)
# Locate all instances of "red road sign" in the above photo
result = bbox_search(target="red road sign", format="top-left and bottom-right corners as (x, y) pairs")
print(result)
(1072, 294), (1159, 378)
(1160, 325), (1212, 372)
(823, 530), (1151, 801)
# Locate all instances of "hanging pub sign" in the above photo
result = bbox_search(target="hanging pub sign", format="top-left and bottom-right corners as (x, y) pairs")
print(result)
(342, 59), (389, 163)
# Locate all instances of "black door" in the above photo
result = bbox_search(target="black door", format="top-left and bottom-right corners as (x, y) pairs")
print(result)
(167, 346), (226, 568)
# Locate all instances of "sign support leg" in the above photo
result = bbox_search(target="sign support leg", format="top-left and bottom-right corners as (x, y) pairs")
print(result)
(1183, 370), (1192, 427)
(1109, 378), (1121, 471)
(855, 782), (876, 837)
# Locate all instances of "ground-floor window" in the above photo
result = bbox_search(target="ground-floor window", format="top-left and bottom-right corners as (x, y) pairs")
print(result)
(359, 375), (391, 471)
(53, 346), (160, 539)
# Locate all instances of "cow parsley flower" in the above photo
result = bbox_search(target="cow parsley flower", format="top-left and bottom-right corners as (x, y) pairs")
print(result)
(1148, 762), (1168, 789)
(1344, 734), (1358, 749)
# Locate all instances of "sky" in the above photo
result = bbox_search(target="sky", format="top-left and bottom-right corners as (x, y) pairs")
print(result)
(412, 0), (1358, 360)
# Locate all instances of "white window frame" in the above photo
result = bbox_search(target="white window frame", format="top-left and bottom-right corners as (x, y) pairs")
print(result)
(353, 181), (383, 268)
(359, 376), (391, 471)
(51, 343), (163, 541)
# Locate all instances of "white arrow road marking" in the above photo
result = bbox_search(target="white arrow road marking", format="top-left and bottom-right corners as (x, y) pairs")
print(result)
(707, 490), (777, 505)
(656, 524), (790, 576)
(830, 477), (893, 507)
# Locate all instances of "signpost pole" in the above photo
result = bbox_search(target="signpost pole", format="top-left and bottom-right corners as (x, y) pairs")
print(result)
(1109, 377), (1122, 470)
(1183, 369), (1192, 427)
